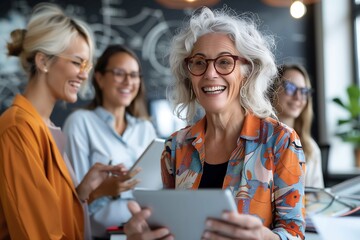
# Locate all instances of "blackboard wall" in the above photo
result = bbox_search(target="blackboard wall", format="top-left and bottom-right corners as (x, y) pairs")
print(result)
(0, 0), (318, 138)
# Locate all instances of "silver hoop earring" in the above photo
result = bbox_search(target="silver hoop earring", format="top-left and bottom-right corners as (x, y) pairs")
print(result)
(240, 87), (246, 99)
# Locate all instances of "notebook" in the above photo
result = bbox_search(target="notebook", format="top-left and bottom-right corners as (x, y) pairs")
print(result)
(129, 138), (165, 189)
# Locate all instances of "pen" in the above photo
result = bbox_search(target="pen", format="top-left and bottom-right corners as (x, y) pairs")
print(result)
(108, 158), (121, 200)
(108, 159), (112, 177)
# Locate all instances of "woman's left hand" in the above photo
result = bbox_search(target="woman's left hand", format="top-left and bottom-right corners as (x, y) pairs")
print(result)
(76, 162), (126, 202)
(202, 212), (280, 240)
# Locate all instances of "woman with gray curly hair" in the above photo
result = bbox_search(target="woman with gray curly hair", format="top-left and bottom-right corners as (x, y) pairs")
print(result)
(125, 6), (305, 240)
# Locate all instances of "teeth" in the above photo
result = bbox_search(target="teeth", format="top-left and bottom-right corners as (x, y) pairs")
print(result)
(69, 81), (80, 89)
(203, 86), (225, 93)
(119, 89), (131, 93)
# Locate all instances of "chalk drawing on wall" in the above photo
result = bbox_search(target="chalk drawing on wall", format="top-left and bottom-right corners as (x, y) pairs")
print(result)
(0, 0), (183, 113)
(93, 0), (182, 99)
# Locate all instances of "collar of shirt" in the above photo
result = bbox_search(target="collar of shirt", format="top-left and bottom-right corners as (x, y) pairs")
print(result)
(184, 113), (263, 147)
(93, 106), (138, 144)
(94, 106), (137, 128)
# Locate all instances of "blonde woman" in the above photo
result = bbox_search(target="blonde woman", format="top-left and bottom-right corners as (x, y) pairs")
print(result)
(270, 64), (324, 188)
(0, 3), (127, 239)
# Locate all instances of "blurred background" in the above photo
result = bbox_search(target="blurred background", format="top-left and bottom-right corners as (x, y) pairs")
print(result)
(0, 0), (358, 186)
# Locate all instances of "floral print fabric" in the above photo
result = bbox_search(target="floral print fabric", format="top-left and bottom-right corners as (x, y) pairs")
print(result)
(161, 114), (306, 240)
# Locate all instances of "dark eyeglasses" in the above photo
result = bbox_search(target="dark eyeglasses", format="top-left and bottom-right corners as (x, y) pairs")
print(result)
(184, 54), (246, 76)
(104, 68), (141, 84)
(283, 80), (313, 99)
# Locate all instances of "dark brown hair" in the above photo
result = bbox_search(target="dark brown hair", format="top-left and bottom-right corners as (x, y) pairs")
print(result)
(87, 44), (150, 119)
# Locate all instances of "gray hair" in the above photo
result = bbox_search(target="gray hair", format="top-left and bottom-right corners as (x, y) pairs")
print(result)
(168, 6), (277, 122)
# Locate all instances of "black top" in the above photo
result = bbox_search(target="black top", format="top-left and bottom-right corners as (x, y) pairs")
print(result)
(199, 161), (228, 188)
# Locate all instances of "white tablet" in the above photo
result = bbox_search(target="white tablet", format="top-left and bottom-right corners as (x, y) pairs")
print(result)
(133, 189), (237, 239)
(129, 138), (165, 189)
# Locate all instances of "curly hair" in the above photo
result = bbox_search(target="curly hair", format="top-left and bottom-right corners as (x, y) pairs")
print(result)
(167, 6), (277, 122)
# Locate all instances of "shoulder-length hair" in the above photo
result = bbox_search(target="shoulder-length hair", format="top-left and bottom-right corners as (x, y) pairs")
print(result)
(270, 64), (314, 159)
(167, 6), (277, 122)
(87, 44), (149, 119)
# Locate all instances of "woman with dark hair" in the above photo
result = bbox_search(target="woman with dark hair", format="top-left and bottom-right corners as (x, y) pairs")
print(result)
(63, 44), (157, 238)
(87, 45), (149, 117)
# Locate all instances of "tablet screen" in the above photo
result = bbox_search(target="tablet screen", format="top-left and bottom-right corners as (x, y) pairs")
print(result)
(129, 138), (165, 189)
(133, 189), (237, 239)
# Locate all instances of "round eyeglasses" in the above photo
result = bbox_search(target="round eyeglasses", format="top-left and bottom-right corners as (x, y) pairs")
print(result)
(283, 80), (313, 100)
(184, 54), (246, 76)
(104, 68), (142, 84)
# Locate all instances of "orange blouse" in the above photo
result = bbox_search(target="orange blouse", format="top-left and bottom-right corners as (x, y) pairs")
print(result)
(0, 95), (84, 239)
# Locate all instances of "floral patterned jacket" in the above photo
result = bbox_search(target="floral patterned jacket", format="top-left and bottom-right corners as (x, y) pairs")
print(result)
(161, 114), (306, 240)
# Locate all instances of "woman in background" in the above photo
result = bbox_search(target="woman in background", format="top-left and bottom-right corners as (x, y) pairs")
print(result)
(270, 64), (324, 188)
(0, 3), (125, 239)
(63, 44), (157, 238)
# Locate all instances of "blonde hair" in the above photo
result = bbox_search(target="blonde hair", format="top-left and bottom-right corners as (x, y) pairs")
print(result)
(7, 3), (94, 77)
(270, 64), (314, 160)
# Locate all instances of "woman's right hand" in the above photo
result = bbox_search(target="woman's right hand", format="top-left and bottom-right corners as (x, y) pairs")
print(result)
(124, 201), (173, 240)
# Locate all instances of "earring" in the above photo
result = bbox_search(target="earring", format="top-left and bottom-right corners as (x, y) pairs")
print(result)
(240, 86), (246, 99)
(44, 68), (48, 73)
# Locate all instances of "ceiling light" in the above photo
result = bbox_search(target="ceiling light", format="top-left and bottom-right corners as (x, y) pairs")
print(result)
(262, 0), (319, 7)
(290, 0), (307, 19)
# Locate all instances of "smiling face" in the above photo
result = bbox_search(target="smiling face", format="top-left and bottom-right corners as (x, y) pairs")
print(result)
(276, 69), (308, 120)
(188, 33), (245, 115)
(44, 35), (91, 103)
(95, 52), (141, 111)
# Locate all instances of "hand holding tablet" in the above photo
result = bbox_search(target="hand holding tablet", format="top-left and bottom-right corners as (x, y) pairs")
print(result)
(127, 138), (165, 189)
(132, 189), (237, 239)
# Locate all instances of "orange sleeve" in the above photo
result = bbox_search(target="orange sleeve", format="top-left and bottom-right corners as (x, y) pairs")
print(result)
(0, 126), (65, 239)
